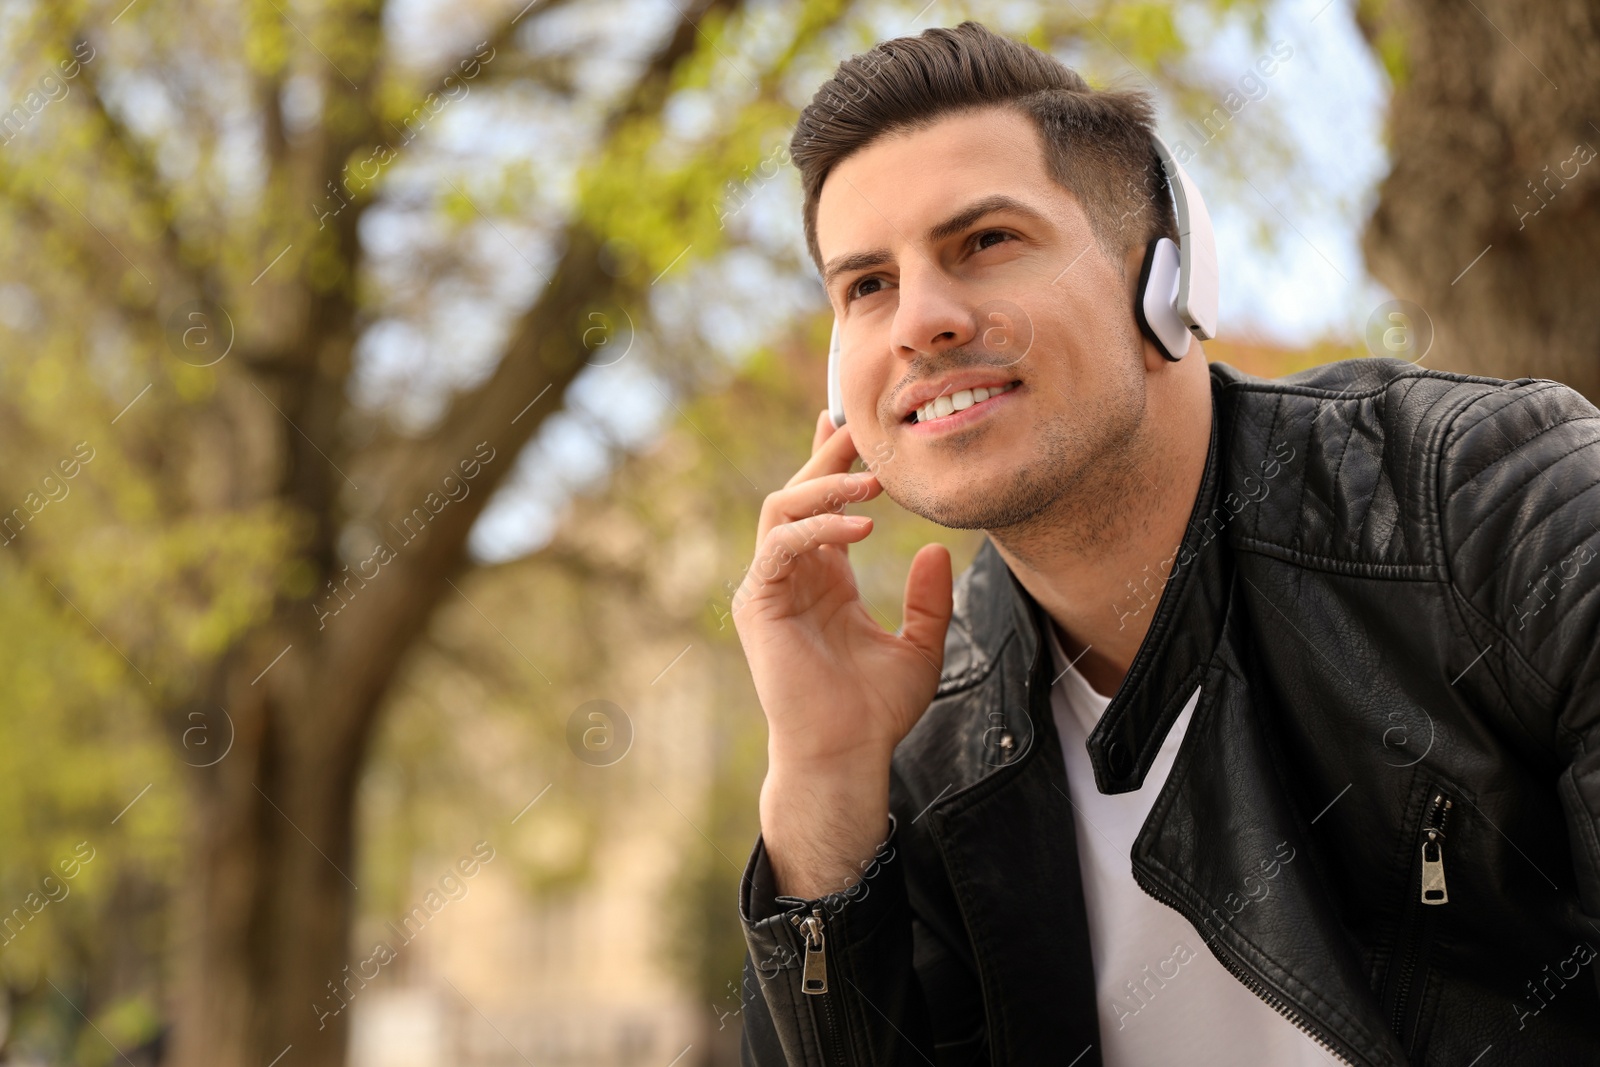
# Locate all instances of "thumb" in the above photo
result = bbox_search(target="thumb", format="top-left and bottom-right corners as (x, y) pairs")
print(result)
(900, 542), (954, 668)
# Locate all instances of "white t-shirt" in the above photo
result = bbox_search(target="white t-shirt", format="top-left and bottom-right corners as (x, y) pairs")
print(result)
(1045, 622), (1335, 1066)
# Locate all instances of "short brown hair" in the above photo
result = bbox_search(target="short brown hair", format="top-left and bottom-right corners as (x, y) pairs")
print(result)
(790, 21), (1176, 277)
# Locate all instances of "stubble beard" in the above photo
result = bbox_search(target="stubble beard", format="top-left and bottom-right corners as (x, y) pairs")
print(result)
(881, 345), (1150, 562)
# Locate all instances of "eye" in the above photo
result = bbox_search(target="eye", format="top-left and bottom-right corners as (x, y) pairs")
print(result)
(846, 275), (885, 303)
(971, 229), (1013, 252)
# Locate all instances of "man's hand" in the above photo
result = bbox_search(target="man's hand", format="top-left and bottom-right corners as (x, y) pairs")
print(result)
(733, 410), (954, 899)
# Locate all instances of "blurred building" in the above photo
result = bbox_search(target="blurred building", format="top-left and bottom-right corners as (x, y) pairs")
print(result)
(348, 557), (729, 1067)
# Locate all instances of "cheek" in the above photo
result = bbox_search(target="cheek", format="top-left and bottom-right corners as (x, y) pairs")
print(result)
(843, 344), (895, 428)
(853, 430), (896, 483)
(1072, 318), (1148, 396)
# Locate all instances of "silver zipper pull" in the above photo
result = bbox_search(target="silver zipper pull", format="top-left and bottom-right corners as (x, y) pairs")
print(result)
(792, 906), (828, 994)
(1420, 831), (1448, 904)
(1420, 793), (1452, 905)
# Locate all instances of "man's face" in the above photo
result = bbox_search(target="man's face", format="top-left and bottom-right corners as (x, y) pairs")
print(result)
(815, 104), (1152, 532)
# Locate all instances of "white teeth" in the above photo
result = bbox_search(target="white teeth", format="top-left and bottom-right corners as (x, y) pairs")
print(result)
(914, 382), (1017, 424)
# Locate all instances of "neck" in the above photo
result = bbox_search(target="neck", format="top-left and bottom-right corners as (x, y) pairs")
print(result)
(987, 358), (1213, 697)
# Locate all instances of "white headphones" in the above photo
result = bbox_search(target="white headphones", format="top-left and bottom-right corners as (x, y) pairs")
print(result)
(825, 132), (1218, 428)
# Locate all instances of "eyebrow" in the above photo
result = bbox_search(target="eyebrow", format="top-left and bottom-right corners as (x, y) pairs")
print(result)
(928, 194), (1049, 243)
(821, 194), (1050, 290)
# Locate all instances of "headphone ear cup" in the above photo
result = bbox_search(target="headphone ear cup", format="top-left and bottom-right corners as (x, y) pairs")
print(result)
(826, 318), (847, 428)
(1133, 237), (1191, 362)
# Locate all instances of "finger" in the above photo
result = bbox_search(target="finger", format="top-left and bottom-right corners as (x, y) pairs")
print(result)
(784, 421), (862, 489)
(812, 408), (835, 455)
(899, 543), (953, 669)
(758, 470), (882, 544)
(738, 513), (874, 602)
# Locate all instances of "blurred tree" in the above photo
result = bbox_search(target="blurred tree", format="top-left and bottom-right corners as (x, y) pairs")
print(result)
(0, 0), (818, 1061)
(1357, 0), (1600, 401)
(0, 563), (178, 1063)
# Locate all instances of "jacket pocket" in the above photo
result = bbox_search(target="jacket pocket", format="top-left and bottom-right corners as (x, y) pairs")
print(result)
(1380, 780), (1455, 1054)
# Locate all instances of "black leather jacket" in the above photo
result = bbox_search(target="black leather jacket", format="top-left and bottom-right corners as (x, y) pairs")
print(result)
(737, 358), (1600, 1066)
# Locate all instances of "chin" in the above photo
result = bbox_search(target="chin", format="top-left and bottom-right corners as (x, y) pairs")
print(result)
(883, 465), (1047, 532)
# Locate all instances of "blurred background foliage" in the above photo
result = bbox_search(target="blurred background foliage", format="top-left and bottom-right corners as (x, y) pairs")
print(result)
(0, 0), (1592, 1062)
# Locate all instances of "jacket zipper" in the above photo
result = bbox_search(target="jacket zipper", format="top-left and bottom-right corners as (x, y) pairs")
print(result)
(1418, 791), (1451, 907)
(1131, 865), (1360, 1066)
(1387, 790), (1451, 1046)
(791, 905), (853, 1065)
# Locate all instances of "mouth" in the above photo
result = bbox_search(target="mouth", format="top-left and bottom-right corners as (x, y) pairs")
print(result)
(905, 380), (1022, 426)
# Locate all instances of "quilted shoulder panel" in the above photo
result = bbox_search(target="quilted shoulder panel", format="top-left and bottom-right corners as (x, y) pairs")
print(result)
(1436, 377), (1600, 699)
(1213, 358), (1522, 575)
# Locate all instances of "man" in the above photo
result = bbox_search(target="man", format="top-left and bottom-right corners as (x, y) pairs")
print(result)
(730, 20), (1600, 1067)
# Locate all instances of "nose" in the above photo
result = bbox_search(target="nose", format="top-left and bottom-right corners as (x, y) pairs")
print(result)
(889, 268), (976, 362)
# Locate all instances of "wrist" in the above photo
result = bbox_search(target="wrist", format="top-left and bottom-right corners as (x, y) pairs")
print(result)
(759, 758), (891, 900)
(760, 755), (889, 812)
(766, 737), (895, 781)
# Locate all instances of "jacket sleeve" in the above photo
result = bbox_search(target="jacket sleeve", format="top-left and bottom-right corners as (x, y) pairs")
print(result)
(738, 814), (937, 1065)
(1437, 376), (1600, 991)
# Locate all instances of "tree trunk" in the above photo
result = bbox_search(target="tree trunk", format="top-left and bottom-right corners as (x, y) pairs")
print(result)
(1359, 0), (1600, 403)
(167, 642), (367, 1067)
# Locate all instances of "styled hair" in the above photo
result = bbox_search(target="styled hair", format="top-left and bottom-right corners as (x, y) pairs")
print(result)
(790, 21), (1177, 276)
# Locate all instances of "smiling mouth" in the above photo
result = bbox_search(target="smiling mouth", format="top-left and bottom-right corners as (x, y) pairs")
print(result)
(907, 381), (1021, 424)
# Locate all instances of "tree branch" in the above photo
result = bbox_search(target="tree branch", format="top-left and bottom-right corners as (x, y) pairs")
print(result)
(308, 0), (755, 752)
(419, 0), (582, 102)
(63, 26), (217, 302)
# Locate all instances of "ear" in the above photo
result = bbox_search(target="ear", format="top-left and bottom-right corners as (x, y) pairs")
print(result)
(1125, 240), (1172, 372)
